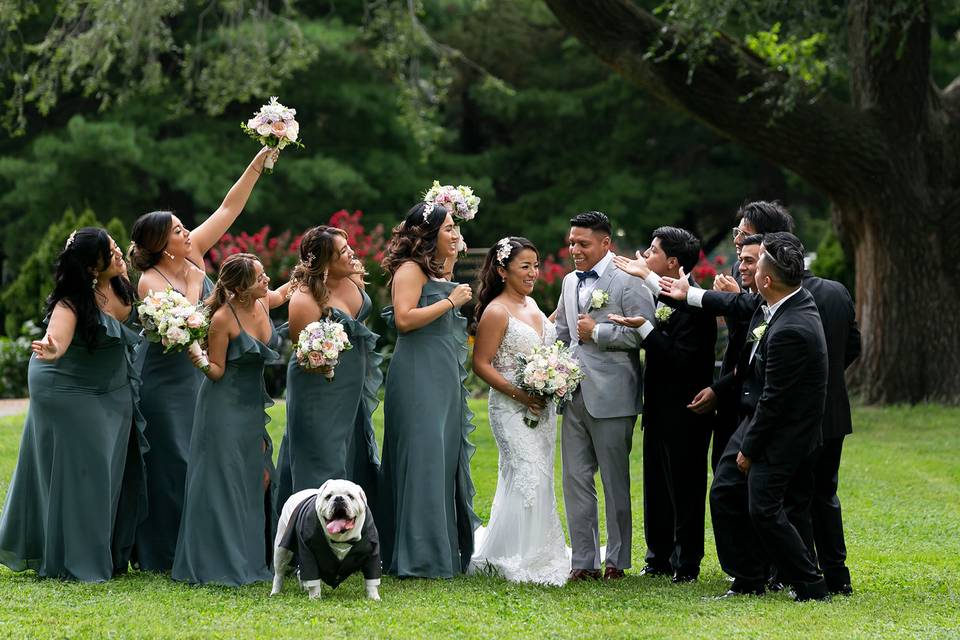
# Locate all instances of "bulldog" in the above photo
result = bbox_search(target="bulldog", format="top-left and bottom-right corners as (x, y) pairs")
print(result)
(270, 479), (381, 600)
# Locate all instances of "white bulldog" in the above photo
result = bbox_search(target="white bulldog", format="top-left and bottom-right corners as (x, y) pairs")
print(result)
(271, 479), (381, 601)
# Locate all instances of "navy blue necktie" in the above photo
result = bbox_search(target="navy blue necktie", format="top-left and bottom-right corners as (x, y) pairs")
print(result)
(575, 270), (598, 282)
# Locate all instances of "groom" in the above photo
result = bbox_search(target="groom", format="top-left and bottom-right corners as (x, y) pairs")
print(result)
(555, 211), (656, 581)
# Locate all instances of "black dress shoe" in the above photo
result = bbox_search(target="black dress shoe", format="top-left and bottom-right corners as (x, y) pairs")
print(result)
(767, 578), (785, 592)
(712, 585), (765, 600)
(638, 565), (672, 577)
(672, 572), (698, 584)
(791, 579), (830, 602)
(828, 583), (854, 596)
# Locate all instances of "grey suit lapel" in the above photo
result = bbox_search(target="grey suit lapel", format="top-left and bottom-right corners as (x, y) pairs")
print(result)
(564, 273), (579, 343)
(586, 262), (618, 315)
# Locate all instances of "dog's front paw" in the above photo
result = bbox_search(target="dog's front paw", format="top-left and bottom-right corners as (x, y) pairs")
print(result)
(307, 585), (322, 600)
(270, 576), (283, 596)
(366, 586), (381, 601)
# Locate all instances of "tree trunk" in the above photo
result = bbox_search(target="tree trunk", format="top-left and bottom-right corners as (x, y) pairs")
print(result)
(543, 0), (960, 403)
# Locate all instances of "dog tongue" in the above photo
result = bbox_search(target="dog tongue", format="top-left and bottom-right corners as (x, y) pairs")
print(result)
(326, 518), (355, 535)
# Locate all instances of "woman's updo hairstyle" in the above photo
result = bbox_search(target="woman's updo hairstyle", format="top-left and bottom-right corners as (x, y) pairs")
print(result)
(128, 211), (173, 271)
(289, 225), (349, 311)
(379, 201), (448, 281)
(472, 236), (539, 333)
(204, 253), (261, 317)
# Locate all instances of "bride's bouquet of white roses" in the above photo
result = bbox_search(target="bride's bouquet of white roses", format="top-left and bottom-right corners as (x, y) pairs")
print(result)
(422, 180), (480, 254)
(295, 319), (353, 381)
(514, 341), (585, 427)
(138, 288), (210, 370)
(241, 96), (303, 173)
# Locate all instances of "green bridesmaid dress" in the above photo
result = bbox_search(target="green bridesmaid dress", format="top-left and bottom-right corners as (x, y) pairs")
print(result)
(275, 288), (382, 510)
(0, 310), (148, 582)
(135, 270), (214, 571)
(171, 303), (279, 586)
(378, 278), (480, 578)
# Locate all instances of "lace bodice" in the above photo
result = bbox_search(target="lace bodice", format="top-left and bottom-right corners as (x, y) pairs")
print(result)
(491, 314), (556, 378)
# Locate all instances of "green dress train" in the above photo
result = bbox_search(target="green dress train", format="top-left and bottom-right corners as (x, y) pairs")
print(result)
(134, 272), (214, 571)
(378, 278), (480, 578)
(171, 304), (279, 586)
(275, 289), (382, 510)
(0, 310), (148, 582)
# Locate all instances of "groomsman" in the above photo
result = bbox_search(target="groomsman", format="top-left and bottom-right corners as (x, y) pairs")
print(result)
(555, 211), (656, 581)
(705, 232), (830, 601)
(712, 203), (794, 469)
(663, 235), (861, 595)
(608, 227), (716, 583)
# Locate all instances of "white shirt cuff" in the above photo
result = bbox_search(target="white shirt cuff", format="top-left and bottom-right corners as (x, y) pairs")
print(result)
(687, 287), (706, 308)
(638, 322), (654, 340)
(643, 272), (661, 297)
(591, 324), (600, 342)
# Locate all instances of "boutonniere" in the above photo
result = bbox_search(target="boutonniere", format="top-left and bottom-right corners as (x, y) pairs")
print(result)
(748, 321), (768, 343)
(654, 306), (674, 323)
(590, 289), (609, 310)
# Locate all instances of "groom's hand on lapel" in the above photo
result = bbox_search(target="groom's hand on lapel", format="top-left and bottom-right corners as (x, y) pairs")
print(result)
(577, 314), (596, 343)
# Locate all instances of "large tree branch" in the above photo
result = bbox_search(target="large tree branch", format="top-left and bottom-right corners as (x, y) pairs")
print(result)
(848, 0), (932, 138)
(542, 0), (889, 202)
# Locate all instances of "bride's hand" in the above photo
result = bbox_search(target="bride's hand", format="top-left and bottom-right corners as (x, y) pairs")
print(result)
(516, 390), (547, 413)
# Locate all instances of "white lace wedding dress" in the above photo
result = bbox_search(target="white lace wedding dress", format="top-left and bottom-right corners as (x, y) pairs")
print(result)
(469, 312), (570, 586)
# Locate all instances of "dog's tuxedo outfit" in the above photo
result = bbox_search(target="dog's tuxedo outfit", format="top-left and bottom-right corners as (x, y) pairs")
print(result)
(277, 494), (382, 589)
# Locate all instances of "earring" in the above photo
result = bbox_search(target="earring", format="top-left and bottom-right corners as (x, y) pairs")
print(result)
(92, 272), (99, 289)
(501, 276), (506, 283)
(164, 250), (175, 260)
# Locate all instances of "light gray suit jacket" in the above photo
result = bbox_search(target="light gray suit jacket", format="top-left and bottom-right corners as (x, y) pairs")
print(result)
(555, 262), (656, 420)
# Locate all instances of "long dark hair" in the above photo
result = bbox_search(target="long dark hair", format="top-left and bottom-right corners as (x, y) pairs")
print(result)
(472, 236), (539, 333)
(289, 226), (348, 311)
(46, 227), (137, 350)
(204, 253), (261, 318)
(128, 210), (173, 271)
(380, 202), (448, 282)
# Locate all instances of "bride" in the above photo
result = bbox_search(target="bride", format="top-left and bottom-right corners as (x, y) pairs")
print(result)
(469, 236), (569, 586)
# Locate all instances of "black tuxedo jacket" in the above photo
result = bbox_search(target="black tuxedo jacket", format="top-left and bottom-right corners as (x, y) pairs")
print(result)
(739, 288), (828, 464)
(641, 279), (717, 429)
(699, 271), (860, 439)
(721, 262), (749, 377)
(278, 494), (381, 588)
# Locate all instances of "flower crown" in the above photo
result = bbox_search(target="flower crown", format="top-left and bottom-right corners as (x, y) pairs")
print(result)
(496, 237), (513, 266)
(64, 230), (78, 250)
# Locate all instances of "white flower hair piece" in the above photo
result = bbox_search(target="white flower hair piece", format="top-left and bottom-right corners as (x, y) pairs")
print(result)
(64, 230), (78, 250)
(496, 237), (513, 266)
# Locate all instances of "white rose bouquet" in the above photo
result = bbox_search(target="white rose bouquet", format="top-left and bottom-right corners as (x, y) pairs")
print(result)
(295, 319), (353, 380)
(241, 96), (303, 173)
(514, 341), (585, 427)
(138, 288), (210, 370)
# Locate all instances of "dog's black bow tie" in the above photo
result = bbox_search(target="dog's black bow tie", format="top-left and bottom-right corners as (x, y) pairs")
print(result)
(575, 270), (598, 282)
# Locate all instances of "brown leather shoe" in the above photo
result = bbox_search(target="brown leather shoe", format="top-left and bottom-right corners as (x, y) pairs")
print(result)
(603, 565), (626, 581)
(567, 568), (602, 582)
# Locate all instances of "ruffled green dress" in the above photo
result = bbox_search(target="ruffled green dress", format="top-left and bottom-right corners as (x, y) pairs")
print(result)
(134, 273), (214, 571)
(171, 306), (279, 586)
(378, 278), (480, 578)
(0, 310), (148, 582)
(275, 290), (382, 510)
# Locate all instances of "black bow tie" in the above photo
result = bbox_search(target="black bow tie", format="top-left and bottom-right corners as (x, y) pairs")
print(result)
(575, 270), (598, 282)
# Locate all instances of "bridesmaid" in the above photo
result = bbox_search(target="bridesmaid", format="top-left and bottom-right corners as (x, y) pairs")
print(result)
(0, 228), (146, 581)
(275, 226), (382, 510)
(378, 202), (479, 578)
(129, 146), (274, 572)
(172, 253), (287, 586)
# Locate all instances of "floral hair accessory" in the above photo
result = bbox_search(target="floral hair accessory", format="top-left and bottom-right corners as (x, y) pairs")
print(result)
(64, 230), (78, 250)
(496, 237), (513, 265)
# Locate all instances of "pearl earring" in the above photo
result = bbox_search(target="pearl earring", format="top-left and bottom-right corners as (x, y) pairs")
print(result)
(164, 250), (175, 260)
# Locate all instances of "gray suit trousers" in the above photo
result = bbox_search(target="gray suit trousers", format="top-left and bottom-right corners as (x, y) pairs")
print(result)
(561, 389), (636, 571)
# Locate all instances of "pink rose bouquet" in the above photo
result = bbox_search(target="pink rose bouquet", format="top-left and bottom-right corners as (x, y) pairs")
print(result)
(514, 341), (584, 427)
(295, 319), (353, 380)
(240, 96), (303, 173)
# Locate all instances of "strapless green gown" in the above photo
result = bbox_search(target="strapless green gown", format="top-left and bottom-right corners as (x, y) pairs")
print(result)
(378, 279), (479, 578)
(275, 290), (382, 510)
(171, 323), (279, 586)
(0, 310), (148, 582)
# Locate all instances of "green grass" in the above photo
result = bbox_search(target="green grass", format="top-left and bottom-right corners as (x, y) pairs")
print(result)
(0, 403), (958, 638)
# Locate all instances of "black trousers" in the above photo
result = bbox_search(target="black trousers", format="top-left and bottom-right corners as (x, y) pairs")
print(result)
(786, 436), (850, 588)
(643, 418), (711, 574)
(710, 428), (824, 589)
(710, 395), (739, 471)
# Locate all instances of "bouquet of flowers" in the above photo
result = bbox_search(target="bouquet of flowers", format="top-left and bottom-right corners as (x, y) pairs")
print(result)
(422, 180), (480, 254)
(138, 288), (210, 370)
(514, 341), (585, 427)
(295, 319), (353, 380)
(241, 96), (303, 172)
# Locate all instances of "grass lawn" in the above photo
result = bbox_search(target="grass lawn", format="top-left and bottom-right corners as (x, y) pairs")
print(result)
(0, 402), (958, 638)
